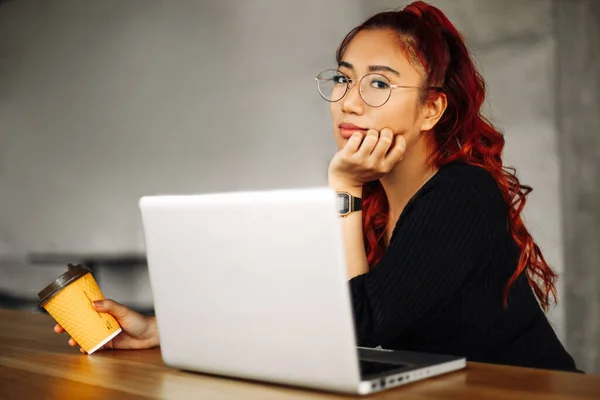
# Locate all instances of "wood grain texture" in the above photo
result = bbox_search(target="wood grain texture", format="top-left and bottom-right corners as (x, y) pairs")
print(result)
(1, 308), (599, 399)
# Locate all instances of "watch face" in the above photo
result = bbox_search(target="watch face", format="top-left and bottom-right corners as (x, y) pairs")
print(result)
(337, 193), (350, 214)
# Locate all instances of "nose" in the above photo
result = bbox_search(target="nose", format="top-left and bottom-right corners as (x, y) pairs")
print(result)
(341, 79), (365, 115)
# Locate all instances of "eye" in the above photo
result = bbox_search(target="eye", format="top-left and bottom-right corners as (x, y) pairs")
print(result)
(333, 74), (349, 85)
(369, 78), (390, 89)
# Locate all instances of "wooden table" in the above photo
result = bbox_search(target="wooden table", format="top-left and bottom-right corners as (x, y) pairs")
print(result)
(1, 309), (599, 399)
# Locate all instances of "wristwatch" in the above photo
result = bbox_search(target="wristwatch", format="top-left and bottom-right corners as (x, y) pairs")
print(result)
(336, 191), (362, 217)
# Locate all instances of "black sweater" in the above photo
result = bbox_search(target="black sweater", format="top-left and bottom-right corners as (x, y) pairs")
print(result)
(349, 162), (580, 372)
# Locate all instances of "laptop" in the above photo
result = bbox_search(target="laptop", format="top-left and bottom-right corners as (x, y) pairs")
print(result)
(139, 187), (465, 395)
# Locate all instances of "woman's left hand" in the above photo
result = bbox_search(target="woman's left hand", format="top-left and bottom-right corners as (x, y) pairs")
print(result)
(328, 128), (407, 189)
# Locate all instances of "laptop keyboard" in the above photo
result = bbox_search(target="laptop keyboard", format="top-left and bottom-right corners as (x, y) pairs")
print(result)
(359, 359), (407, 378)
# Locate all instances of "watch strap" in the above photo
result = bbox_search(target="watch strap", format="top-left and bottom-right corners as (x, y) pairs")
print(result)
(352, 195), (362, 212)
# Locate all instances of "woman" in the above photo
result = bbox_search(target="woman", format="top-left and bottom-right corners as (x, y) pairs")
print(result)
(55, 1), (580, 372)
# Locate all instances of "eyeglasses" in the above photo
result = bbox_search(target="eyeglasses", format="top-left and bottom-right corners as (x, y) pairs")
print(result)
(315, 69), (442, 107)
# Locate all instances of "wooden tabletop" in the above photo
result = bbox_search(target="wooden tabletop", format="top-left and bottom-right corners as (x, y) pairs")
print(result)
(1, 309), (599, 400)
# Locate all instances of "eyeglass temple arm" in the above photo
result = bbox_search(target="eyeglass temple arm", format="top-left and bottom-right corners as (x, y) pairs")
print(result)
(390, 84), (443, 90)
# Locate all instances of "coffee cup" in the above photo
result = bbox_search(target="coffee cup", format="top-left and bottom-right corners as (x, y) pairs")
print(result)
(38, 263), (122, 354)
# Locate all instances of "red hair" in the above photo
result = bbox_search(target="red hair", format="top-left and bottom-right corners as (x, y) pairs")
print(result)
(336, 1), (557, 310)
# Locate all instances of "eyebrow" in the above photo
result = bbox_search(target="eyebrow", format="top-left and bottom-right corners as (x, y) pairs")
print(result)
(339, 61), (400, 76)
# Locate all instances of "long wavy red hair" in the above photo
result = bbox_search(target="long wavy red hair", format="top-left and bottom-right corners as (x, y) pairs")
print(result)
(336, 1), (557, 310)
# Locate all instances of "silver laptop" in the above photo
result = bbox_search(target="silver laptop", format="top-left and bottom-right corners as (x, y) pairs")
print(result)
(139, 187), (465, 395)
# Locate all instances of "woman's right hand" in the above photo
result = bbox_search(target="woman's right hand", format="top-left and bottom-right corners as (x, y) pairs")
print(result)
(328, 128), (406, 189)
(53, 299), (160, 352)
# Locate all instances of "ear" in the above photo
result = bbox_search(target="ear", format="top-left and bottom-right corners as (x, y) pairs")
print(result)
(420, 92), (447, 131)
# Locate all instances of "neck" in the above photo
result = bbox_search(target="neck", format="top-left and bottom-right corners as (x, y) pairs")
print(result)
(380, 146), (438, 221)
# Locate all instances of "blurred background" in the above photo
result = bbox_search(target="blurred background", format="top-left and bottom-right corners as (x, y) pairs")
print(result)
(0, 0), (598, 373)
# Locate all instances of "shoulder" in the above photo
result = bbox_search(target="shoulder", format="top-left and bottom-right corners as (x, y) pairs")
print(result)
(434, 162), (500, 192)
(407, 162), (506, 218)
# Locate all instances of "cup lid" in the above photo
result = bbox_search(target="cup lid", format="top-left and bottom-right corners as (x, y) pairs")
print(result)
(38, 263), (91, 306)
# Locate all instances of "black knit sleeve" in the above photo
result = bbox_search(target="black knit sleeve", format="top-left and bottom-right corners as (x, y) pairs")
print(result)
(349, 179), (490, 347)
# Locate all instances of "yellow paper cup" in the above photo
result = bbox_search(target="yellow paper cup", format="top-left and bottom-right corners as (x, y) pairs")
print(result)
(38, 264), (122, 354)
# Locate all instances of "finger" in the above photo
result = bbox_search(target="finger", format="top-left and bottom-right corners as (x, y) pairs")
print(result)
(356, 129), (379, 158)
(370, 128), (394, 159)
(384, 135), (407, 165)
(80, 348), (85, 353)
(54, 324), (65, 334)
(342, 131), (364, 155)
(68, 338), (77, 347)
(93, 299), (128, 320)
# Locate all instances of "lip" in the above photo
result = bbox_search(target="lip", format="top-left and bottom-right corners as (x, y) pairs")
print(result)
(338, 123), (368, 139)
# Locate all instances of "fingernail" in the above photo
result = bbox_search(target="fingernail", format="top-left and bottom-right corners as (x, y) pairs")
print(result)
(93, 300), (103, 307)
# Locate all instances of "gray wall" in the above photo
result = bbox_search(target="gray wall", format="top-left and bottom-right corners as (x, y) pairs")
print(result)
(0, 0), (363, 255)
(557, 0), (600, 374)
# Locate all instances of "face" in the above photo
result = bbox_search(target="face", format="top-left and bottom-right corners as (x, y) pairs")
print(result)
(329, 29), (436, 151)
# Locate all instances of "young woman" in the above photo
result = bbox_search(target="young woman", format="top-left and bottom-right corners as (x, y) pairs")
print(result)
(55, 1), (580, 372)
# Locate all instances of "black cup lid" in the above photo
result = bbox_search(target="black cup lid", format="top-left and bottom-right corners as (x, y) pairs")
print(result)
(38, 263), (91, 306)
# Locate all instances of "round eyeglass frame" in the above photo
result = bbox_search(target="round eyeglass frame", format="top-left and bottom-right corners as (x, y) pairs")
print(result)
(315, 69), (442, 107)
